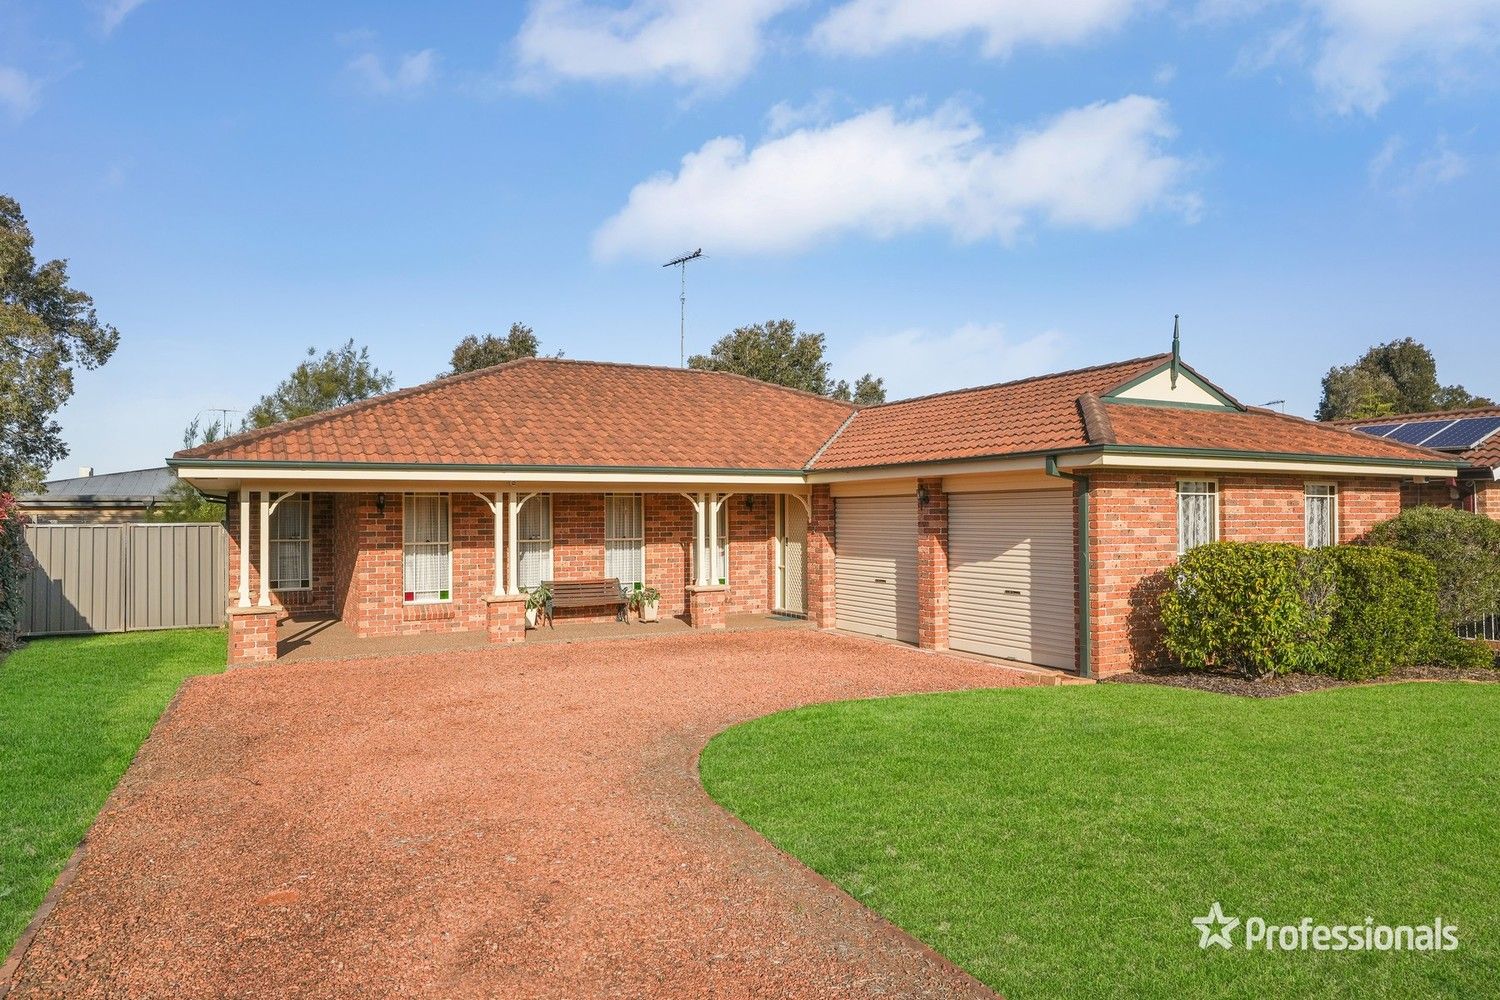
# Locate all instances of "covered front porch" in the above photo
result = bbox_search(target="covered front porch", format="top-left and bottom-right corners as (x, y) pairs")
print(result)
(273, 610), (812, 663)
(215, 479), (815, 665)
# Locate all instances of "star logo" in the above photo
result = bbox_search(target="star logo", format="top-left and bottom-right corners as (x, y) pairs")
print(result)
(1192, 902), (1240, 949)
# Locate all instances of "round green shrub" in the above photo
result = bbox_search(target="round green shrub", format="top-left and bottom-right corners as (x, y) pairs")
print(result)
(1315, 546), (1438, 680)
(1367, 507), (1500, 629)
(1160, 542), (1335, 679)
(1427, 631), (1497, 671)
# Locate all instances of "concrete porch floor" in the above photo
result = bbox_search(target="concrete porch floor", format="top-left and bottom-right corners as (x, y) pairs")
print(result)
(274, 611), (811, 664)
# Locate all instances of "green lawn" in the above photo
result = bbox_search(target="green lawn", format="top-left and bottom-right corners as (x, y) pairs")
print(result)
(700, 682), (1499, 1000)
(0, 629), (226, 954)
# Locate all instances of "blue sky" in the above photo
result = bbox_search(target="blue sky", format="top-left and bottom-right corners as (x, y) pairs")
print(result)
(3, 0), (1497, 478)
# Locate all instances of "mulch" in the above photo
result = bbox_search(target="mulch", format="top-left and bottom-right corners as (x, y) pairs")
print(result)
(1106, 661), (1500, 698)
(4, 629), (1046, 1000)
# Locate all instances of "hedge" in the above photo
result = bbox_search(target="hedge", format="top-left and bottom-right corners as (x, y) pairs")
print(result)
(0, 493), (26, 652)
(1159, 540), (1474, 680)
(1367, 507), (1500, 629)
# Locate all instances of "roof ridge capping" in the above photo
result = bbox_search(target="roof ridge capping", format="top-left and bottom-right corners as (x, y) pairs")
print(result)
(172, 355), (855, 461)
(861, 352), (1172, 410)
(1077, 393), (1117, 445)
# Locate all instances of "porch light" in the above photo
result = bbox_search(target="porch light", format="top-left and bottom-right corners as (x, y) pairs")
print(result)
(376, 493), (387, 515)
(917, 485), (930, 507)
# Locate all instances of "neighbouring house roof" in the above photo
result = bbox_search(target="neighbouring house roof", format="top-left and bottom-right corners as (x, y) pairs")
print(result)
(1327, 405), (1500, 472)
(171, 353), (1460, 478)
(18, 467), (176, 507)
(175, 358), (857, 471)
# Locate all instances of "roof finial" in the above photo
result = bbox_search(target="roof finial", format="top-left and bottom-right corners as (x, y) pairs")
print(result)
(1170, 314), (1181, 389)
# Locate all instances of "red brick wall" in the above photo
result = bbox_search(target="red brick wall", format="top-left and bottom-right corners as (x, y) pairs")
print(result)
(916, 477), (948, 650)
(1087, 472), (1404, 675)
(227, 491), (335, 615)
(1401, 477), (1499, 521)
(725, 494), (774, 615)
(645, 493), (693, 617)
(807, 485), (836, 628)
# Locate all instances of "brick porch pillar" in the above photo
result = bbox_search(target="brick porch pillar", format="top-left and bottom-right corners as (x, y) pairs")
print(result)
(483, 593), (527, 644)
(806, 484), (836, 628)
(685, 584), (727, 629)
(916, 477), (949, 651)
(226, 606), (278, 666)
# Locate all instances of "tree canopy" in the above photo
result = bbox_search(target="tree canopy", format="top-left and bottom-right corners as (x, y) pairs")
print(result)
(1316, 338), (1492, 421)
(688, 319), (886, 404)
(0, 194), (120, 493)
(153, 417), (228, 522)
(447, 322), (558, 375)
(244, 340), (395, 429)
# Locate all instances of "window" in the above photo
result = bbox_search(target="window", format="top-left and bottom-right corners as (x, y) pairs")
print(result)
(1305, 484), (1337, 548)
(516, 495), (552, 590)
(269, 493), (312, 590)
(403, 494), (451, 603)
(604, 493), (644, 587)
(1177, 480), (1218, 554)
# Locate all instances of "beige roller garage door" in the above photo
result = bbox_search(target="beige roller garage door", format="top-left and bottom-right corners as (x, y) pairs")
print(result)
(835, 496), (918, 643)
(948, 489), (1076, 670)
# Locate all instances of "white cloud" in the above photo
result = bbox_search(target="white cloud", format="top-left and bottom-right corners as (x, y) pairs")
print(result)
(839, 324), (1068, 400)
(345, 48), (439, 97)
(517, 0), (802, 88)
(813, 0), (1148, 58)
(1232, 1), (1500, 114)
(1153, 62), (1178, 85)
(593, 96), (1197, 260)
(100, 0), (151, 34)
(0, 65), (40, 120)
(764, 90), (842, 135)
(1368, 134), (1471, 195)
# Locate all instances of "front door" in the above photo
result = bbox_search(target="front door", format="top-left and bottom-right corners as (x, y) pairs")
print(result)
(777, 495), (807, 615)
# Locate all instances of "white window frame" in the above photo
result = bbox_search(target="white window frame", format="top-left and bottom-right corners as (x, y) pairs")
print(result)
(1176, 479), (1219, 554)
(402, 493), (453, 605)
(604, 493), (646, 588)
(269, 493), (312, 591)
(516, 494), (553, 591)
(1304, 483), (1338, 548)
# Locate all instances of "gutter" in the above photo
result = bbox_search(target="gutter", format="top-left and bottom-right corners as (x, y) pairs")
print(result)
(1046, 455), (1092, 679)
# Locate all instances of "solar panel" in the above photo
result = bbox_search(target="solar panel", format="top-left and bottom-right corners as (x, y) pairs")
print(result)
(1385, 421), (1453, 445)
(1421, 416), (1500, 450)
(1352, 423), (1399, 437)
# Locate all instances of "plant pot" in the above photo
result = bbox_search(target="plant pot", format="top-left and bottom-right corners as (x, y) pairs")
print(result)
(639, 599), (660, 623)
(525, 607), (538, 629)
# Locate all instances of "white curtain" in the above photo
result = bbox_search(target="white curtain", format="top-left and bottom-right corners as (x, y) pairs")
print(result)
(270, 494), (311, 589)
(1305, 485), (1336, 548)
(403, 494), (451, 602)
(605, 494), (644, 587)
(517, 495), (551, 589)
(1177, 481), (1217, 554)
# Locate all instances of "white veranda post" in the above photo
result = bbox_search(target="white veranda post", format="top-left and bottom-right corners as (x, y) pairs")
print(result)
(707, 493), (719, 585)
(494, 492), (505, 594)
(258, 492), (272, 607)
(238, 489), (251, 608)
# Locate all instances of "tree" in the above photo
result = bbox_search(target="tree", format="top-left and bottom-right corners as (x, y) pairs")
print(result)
(244, 340), (395, 429)
(152, 417), (227, 522)
(447, 322), (559, 375)
(1316, 338), (1492, 421)
(688, 319), (885, 403)
(0, 194), (120, 493)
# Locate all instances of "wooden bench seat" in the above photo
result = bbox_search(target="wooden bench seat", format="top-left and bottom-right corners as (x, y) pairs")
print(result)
(541, 578), (628, 628)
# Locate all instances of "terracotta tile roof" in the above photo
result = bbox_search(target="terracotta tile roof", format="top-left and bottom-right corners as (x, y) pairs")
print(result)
(175, 358), (856, 471)
(1104, 404), (1460, 464)
(1326, 406), (1500, 470)
(808, 355), (1168, 470)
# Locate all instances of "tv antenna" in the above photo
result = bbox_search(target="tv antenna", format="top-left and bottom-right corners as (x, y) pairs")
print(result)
(662, 248), (704, 366)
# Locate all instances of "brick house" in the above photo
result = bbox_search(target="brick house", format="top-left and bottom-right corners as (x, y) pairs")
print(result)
(1325, 407), (1500, 519)
(169, 353), (1461, 673)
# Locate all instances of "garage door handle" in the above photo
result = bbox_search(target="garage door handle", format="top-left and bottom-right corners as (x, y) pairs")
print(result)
(1003, 589), (1023, 596)
(874, 578), (888, 584)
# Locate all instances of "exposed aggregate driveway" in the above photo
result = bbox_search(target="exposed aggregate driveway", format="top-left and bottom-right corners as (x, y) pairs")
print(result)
(8, 629), (1038, 999)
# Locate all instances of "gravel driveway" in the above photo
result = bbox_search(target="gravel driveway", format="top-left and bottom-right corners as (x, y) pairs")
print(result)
(7, 630), (1039, 999)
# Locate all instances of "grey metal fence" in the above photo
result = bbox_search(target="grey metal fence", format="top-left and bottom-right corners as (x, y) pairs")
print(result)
(1458, 615), (1500, 643)
(20, 523), (227, 636)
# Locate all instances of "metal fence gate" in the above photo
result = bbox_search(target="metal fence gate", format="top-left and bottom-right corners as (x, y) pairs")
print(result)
(19, 523), (228, 636)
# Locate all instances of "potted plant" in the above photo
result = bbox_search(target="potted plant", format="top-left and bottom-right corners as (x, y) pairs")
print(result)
(630, 585), (662, 623)
(522, 582), (551, 629)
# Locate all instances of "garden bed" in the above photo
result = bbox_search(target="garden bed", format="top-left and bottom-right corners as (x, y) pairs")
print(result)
(1108, 660), (1498, 697)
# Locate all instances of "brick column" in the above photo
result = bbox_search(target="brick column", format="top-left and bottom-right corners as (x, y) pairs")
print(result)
(685, 584), (728, 629)
(916, 477), (949, 651)
(227, 606), (278, 666)
(806, 485), (836, 628)
(483, 593), (527, 644)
